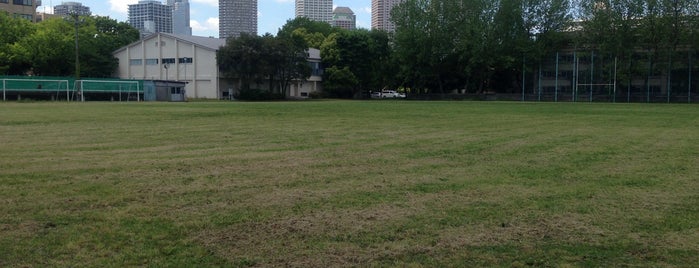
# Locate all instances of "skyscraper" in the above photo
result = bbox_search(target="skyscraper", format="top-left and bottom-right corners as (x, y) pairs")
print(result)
(128, 0), (173, 36)
(371, 0), (404, 32)
(295, 0), (333, 24)
(168, 0), (192, 35)
(219, 0), (257, 39)
(54, 2), (91, 17)
(332, 7), (355, 30)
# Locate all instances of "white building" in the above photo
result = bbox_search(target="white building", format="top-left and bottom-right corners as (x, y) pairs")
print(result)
(53, 2), (91, 17)
(113, 33), (323, 100)
(295, 0), (333, 24)
(113, 33), (230, 99)
(128, 0), (173, 36)
(371, 0), (404, 32)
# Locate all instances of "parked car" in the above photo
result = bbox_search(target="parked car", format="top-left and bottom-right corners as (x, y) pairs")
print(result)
(370, 91), (383, 99)
(381, 90), (406, 98)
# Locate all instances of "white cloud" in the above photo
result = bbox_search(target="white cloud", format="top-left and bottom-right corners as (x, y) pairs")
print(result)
(363, 7), (371, 14)
(109, 0), (139, 14)
(191, 17), (219, 32)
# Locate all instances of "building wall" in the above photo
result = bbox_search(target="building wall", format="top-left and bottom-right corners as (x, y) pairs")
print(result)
(169, 0), (192, 35)
(295, 0), (333, 24)
(114, 34), (223, 99)
(128, 0), (173, 36)
(53, 2), (91, 16)
(371, 0), (403, 32)
(332, 7), (355, 30)
(219, 0), (257, 39)
(0, 0), (41, 22)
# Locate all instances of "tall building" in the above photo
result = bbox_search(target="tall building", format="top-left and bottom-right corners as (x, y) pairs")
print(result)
(0, 0), (42, 22)
(219, 0), (257, 39)
(128, 0), (173, 36)
(371, 0), (404, 32)
(168, 0), (192, 35)
(295, 0), (332, 24)
(53, 2), (91, 16)
(332, 7), (355, 30)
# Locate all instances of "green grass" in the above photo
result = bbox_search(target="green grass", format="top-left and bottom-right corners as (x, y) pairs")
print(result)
(1, 101), (698, 267)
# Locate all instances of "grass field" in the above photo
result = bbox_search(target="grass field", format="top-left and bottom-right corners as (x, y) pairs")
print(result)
(1, 101), (698, 267)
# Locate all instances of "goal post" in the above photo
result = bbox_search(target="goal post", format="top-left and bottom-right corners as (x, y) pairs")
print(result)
(76, 80), (141, 102)
(2, 78), (70, 101)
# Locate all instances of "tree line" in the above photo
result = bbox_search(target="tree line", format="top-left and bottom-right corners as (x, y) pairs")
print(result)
(0, 12), (139, 77)
(220, 0), (699, 99)
(217, 18), (394, 99)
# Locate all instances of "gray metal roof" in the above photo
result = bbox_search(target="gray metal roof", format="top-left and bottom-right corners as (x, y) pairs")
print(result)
(159, 33), (227, 50)
(113, 33), (227, 54)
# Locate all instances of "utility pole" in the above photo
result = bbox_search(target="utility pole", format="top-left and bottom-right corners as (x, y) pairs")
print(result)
(68, 12), (82, 101)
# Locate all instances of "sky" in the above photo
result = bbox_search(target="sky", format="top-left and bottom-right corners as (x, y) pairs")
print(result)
(39, 0), (372, 37)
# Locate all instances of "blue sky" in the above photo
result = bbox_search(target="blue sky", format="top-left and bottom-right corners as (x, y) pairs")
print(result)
(40, 0), (372, 37)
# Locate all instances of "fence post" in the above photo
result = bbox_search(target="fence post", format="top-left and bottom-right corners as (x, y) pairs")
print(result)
(522, 56), (526, 102)
(555, 52), (559, 102)
(590, 51), (594, 102)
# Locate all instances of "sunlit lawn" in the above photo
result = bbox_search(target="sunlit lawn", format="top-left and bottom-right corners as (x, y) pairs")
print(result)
(1, 100), (698, 266)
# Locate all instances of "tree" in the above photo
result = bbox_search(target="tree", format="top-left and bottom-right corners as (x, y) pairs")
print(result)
(19, 18), (74, 76)
(218, 33), (266, 93)
(0, 13), (36, 75)
(218, 33), (311, 100)
(277, 17), (336, 40)
(323, 66), (359, 98)
(80, 16), (140, 77)
(3, 14), (138, 77)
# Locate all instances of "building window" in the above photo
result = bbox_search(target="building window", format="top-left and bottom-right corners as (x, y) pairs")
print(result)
(129, 59), (142, 66)
(13, 0), (32, 5)
(162, 58), (176, 64)
(178, 57), (193, 64)
(145, 59), (158, 65)
(0, 0), (9, 3)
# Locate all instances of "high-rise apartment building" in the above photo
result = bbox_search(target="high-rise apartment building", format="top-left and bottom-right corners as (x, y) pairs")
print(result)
(53, 2), (91, 16)
(371, 0), (404, 32)
(128, 0), (173, 36)
(219, 0), (257, 39)
(295, 0), (332, 24)
(0, 0), (42, 22)
(332, 6), (355, 30)
(168, 0), (191, 35)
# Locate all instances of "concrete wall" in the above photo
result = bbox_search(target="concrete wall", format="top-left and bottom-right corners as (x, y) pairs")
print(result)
(114, 34), (221, 99)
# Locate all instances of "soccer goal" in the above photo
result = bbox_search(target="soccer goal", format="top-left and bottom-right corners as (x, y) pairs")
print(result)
(75, 80), (141, 102)
(2, 78), (70, 101)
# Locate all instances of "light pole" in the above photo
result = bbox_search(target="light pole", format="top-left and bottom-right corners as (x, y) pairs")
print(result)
(164, 64), (169, 80)
(68, 12), (82, 101)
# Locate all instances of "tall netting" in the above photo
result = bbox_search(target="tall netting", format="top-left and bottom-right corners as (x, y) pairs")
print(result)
(522, 50), (699, 103)
(2, 79), (70, 101)
(75, 80), (141, 101)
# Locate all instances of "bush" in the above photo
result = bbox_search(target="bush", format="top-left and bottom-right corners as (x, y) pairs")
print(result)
(234, 88), (285, 101)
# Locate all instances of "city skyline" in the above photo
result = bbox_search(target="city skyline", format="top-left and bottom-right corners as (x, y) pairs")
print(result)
(37, 0), (373, 37)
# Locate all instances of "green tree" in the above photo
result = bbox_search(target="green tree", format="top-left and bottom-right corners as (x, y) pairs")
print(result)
(218, 33), (312, 100)
(323, 66), (359, 98)
(0, 12), (36, 75)
(218, 33), (265, 93)
(277, 17), (336, 40)
(80, 16), (140, 77)
(19, 18), (74, 76)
